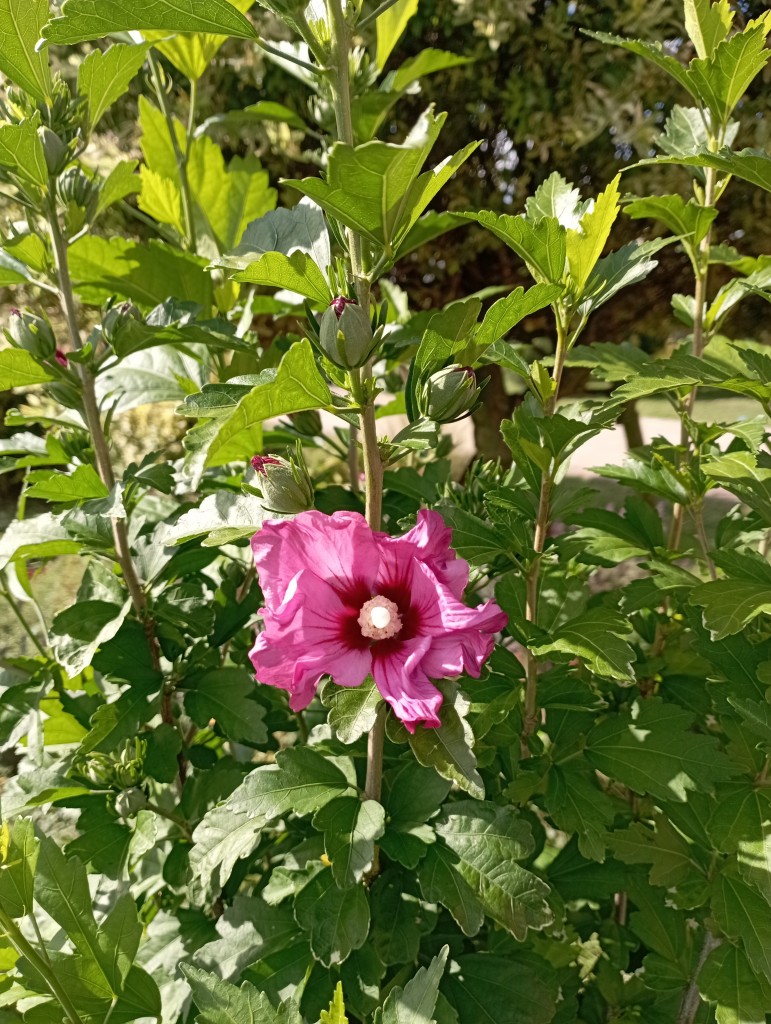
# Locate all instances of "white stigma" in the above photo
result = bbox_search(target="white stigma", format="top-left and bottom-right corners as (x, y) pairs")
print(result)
(358, 596), (402, 641)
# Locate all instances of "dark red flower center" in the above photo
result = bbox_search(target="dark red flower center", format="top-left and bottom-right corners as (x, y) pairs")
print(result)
(251, 454), (282, 475)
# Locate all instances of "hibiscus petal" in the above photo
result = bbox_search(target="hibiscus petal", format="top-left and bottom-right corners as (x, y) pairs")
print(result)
(252, 509), (379, 610)
(373, 636), (443, 732)
(378, 508), (469, 598)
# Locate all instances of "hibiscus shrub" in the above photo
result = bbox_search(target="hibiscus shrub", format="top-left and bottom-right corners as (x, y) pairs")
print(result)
(1, 1), (771, 1022)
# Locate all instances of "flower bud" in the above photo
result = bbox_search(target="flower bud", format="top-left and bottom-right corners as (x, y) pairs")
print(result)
(290, 410), (322, 436)
(101, 301), (142, 344)
(37, 125), (69, 176)
(250, 446), (314, 515)
(114, 787), (148, 819)
(57, 166), (97, 213)
(418, 365), (483, 424)
(318, 300), (378, 369)
(8, 309), (56, 359)
(80, 753), (114, 787)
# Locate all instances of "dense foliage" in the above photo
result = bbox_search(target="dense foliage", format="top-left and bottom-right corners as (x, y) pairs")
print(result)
(1, 2), (771, 1023)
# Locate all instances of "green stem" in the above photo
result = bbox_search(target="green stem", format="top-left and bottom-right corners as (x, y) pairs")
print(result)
(0, 907), (85, 1024)
(521, 315), (569, 754)
(328, 0), (386, 868)
(145, 800), (193, 840)
(668, 163), (717, 552)
(148, 52), (197, 253)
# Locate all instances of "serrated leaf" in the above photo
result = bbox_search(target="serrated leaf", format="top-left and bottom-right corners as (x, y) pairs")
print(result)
(182, 965), (295, 1024)
(440, 952), (558, 1024)
(625, 194), (716, 246)
(216, 197), (330, 273)
(42, 0), (258, 44)
(184, 669), (267, 745)
(473, 283), (562, 353)
(320, 678), (383, 745)
(143, 0), (254, 81)
(294, 869), (369, 967)
(686, 21), (771, 128)
(532, 608), (635, 681)
(25, 465), (109, 503)
(320, 983), (348, 1024)
(712, 871), (771, 982)
(0, 818), (37, 919)
(406, 690), (484, 799)
(641, 147), (771, 193)
(203, 340), (332, 467)
(376, 0), (418, 68)
(609, 816), (697, 887)
(566, 174), (621, 294)
(190, 748), (352, 899)
(374, 945), (448, 1024)
(416, 842), (483, 937)
(166, 492), (268, 546)
(0, 0), (52, 102)
(434, 801), (551, 939)
(691, 551), (771, 639)
(462, 210), (566, 285)
(96, 159), (140, 216)
(233, 250), (330, 302)
(78, 42), (151, 133)
(544, 764), (614, 862)
(684, 0), (732, 59)
(586, 698), (737, 803)
(0, 120), (47, 187)
(312, 797), (385, 888)
(699, 943), (771, 1024)
(585, 30), (698, 100)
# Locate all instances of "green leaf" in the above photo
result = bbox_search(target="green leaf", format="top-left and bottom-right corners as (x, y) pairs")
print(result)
(684, 0), (732, 59)
(544, 764), (614, 862)
(51, 598), (130, 677)
(686, 21), (771, 128)
(643, 148), (771, 193)
(200, 99), (310, 135)
(77, 42), (151, 133)
(313, 797), (385, 888)
(42, 0), (259, 44)
(405, 689), (484, 800)
(320, 677), (383, 745)
(288, 109), (478, 256)
(166, 492), (268, 546)
(0, 349), (54, 390)
(0, 512), (83, 571)
(386, 48), (472, 93)
(96, 159), (140, 216)
(473, 283), (562, 353)
(182, 965), (293, 1024)
(204, 340), (332, 467)
(25, 465), (109, 503)
(586, 698), (737, 803)
(532, 608), (635, 681)
(376, 0), (418, 69)
(143, 0), (254, 81)
(584, 30), (699, 101)
(294, 869), (369, 967)
(691, 550), (771, 639)
(609, 816), (698, 887)
(233, 250), (331, 302)
(374, 945), (448, 1024)
(78, 681), (156, 756)
(320, 983), (348, 1024)
(441, 952), (558, 1024)
(0, 818), (38, 919)
(68, 235), (211, 310)
(216, 197), (330, 273)
(625, 194), (717, 246)
(712, 870), (771, 982)
(193, 153), (276, 252)
(699, 943), (771, 1024)
(462, 210), (566, 285)
(190, 747), (353, 899)
(0, 0), (52, 103)
(0, 120), (47, 187)
(184, 668), (267, 745)
(417, 842), (483, 937)
(434, 801), (552, 939)
(525, 170), (585, 227)
(566, 174), (621, 294)
(65, 801), (133, 880)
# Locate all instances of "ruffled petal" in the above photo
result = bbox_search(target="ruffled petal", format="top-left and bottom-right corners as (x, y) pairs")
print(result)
(377, 508), (469, 598)
(251, 568), (372, 707)
(252, 509), (379, 611)
(373, 636), (443, 732)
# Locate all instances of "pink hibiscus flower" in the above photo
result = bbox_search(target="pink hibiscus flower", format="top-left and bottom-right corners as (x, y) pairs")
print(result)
(249, 509), (507, 731)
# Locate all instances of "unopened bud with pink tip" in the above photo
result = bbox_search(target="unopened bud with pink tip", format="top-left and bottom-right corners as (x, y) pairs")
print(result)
(7, 309), (56, 359)
(318, 297), (380, 369)
(249, 444), (314, 514)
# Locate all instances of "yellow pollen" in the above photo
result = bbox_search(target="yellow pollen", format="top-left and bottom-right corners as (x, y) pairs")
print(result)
(359, 596), (402, 641)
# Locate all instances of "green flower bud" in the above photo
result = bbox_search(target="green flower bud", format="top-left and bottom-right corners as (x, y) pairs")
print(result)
(101, 301), (142, 344)
(250, 445), (314, 515)
(114, 787), (148, 819)
(37, 125), (69, 176)
(8, 309), (56, 359)
(418, 364), (483, 424)
(57, 167), (97, 213)
(80, 753), (114, 787)
(318, 299), (378, 369)
(290, 409), (322, 436)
